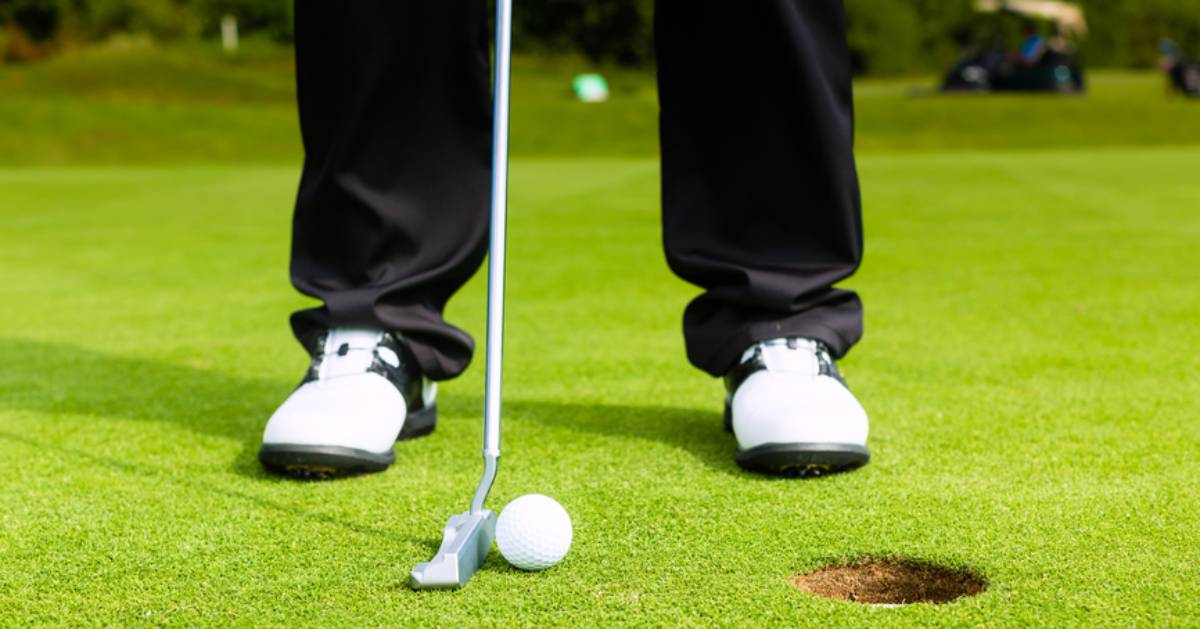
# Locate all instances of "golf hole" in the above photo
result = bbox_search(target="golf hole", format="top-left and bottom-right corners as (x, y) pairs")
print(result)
(790, 558), (986, 606)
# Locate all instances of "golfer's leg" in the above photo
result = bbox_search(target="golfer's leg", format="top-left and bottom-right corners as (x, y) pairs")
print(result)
(261, 1), (490, 478)
(656, 0), (869, 477)
(290, 0), (492, 381)
(655, 0), (863, 377)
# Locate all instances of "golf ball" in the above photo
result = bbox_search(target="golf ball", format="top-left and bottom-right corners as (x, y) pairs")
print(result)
(496, 494), (572, 571)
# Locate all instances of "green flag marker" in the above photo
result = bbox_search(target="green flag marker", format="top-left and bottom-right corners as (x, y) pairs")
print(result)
(572, 74), (609, 103)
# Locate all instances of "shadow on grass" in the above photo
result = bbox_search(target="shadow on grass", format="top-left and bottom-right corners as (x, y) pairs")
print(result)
(437, 394), (738, 476)
(0, 338), (768, 581)
(0, 338), (740, 479)
(0, 427), (419, 545)
(0, 338), (287, 478)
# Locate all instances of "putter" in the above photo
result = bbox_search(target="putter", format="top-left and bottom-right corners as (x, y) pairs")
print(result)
(409, 0), (513, 590)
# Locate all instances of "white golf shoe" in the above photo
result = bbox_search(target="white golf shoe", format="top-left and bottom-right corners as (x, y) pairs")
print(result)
(259, 327), (436, 478)
(724, 337), (869, 477)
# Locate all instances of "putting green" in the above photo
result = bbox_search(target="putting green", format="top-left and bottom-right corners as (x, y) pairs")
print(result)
(1, 148), (1197, 625)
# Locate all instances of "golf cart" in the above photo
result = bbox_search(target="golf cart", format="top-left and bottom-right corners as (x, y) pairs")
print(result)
(1160, 39), (1200, 98)
(942, 0), (1087, 94)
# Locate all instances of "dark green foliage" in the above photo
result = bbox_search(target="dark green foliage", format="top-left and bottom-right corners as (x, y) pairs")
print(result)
(1080, 0), (1200, 65)
(845, 0), (921, 75)
(1, 0), (67, 42)
(906, 0), (980, 69)
(68, 0), (199, 40)
(4, 0), (1200, 72)
(190, 0), (291, 42)
(511, 0), (654, 66)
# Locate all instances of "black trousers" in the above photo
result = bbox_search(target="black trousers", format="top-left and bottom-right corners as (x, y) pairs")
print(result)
(289, 1), (863, 380)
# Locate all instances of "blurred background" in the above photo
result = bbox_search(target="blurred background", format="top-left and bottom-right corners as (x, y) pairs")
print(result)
(2, 0), (1199, 165)
(5, 0), (1200, 69)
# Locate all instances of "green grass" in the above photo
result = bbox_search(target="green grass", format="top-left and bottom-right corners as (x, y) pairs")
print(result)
(3, 41), (1200, 165)
(2, 43), (1200, 626)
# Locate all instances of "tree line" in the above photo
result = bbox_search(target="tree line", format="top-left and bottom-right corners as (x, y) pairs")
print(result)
(3, 0), (1199, 72)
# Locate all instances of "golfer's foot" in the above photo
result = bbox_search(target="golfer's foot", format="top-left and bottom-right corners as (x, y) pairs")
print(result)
(259, 327), (436, 479)
(724, 337), (869, 477)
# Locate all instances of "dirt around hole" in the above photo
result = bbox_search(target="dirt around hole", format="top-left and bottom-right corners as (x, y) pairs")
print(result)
(790, 558), (986, 605)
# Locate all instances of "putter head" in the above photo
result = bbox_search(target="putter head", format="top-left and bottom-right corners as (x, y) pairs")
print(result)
(409, 510), (496, 589)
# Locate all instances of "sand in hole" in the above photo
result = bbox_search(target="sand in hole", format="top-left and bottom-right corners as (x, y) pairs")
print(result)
(790, 558), (986, 605)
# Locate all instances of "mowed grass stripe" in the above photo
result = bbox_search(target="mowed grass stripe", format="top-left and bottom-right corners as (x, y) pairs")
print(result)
(0, 150), (1197, 625)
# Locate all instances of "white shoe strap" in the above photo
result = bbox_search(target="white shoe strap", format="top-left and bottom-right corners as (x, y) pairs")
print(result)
(318, 328), (384, 379)
(747, 338), (822, 376)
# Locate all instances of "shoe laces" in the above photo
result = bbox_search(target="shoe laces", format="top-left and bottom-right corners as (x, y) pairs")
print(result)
(315, 328), (399, 380)
(744, 338), (828, 376)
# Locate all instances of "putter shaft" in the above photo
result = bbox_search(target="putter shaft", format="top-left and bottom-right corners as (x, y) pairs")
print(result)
(473, 0), (512, 514)
(410, 0), (512, 590)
